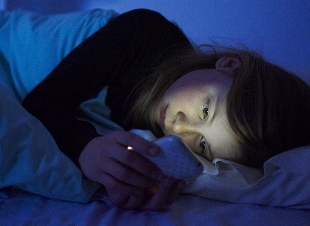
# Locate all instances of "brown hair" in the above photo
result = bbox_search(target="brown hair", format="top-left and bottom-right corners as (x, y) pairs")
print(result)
(126, 45), (310, 169)
(226, 51), (310, 168)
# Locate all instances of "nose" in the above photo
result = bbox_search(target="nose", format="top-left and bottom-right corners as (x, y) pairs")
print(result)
(172, 111), (198, 135)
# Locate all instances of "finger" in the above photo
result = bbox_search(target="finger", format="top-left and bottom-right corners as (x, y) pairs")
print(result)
(108, 192), (145, 209)
(102, 158), (158, 187)
(113, 150), (162, 181)
(121, 194), (145, 209)
(115, 131), (161, 156)
(142, 177), (177, 210)
(106, 183), (148, 209)
(106, 139), (162, 181)
(97, 173), (144, 197)
(163, 180), (186, 206)
(108, 192), (129, 207)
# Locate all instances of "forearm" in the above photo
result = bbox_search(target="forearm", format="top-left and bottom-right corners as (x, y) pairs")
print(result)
(22, 9), (192, 166)
(22, 87), (99, 165)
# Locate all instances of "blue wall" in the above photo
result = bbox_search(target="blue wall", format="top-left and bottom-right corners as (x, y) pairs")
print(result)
(4, 0), (310, 83)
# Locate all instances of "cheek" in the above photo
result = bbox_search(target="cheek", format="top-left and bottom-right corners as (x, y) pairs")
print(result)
(210, 119), (240, 159)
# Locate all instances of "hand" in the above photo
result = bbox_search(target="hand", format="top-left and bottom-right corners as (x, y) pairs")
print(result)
(79, 131), (162, 208)
(107, 177), (186, 210)
(141, 177), (186, 210)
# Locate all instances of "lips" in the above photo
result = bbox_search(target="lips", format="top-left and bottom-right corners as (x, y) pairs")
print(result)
(159, 104), (168, 129)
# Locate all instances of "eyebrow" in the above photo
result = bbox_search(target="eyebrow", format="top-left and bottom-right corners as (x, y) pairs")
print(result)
(209, 97), (219, 124)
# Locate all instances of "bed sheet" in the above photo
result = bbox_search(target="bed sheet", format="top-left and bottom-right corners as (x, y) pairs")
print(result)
(1, 188), (309, 226)
(1, 8), (310, 226)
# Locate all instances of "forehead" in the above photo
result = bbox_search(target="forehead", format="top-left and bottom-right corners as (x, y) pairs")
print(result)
(177, 69), (232, 86)
(169, 69), (233, 95)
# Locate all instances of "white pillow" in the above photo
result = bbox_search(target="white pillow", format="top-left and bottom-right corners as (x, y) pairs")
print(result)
(183, 146), (310, 209)
(0, 9), (118, 101)
(0, 84), (100, 202)
(79, 89), (310, 209)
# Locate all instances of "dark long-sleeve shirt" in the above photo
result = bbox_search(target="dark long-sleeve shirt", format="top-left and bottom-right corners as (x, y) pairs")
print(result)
(22, 9), (192, 166)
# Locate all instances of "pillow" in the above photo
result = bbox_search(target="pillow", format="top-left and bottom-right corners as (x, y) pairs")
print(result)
(78, 87), (310, 209)
(0, 9), (118, 101)
(183, 146), (310, 210)
(1, 9), (308, 208)
(0, 84), (100, 202)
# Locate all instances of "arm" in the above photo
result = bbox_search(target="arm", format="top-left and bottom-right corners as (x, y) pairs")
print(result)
(22, 9), (191, 210)
(22, 9), (191, 165)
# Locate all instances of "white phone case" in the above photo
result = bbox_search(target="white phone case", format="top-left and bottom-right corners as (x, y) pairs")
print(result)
(152, 135), (204, 179)
(130, 129), (204, 180)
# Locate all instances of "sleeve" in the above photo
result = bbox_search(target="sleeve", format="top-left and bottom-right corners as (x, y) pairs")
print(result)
(22, 9), (192, 166)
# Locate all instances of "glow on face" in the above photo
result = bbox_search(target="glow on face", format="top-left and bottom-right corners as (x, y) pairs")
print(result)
(156, 68), (241, 162)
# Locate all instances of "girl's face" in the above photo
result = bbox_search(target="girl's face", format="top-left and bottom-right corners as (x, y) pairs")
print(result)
(155, 58), (241, 162)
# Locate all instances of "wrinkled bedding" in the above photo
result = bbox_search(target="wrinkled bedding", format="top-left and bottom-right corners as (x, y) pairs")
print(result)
(1, 9), (310, 226)
(1, 187), (310, 226)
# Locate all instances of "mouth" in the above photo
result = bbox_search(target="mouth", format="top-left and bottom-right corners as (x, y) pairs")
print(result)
(159, 104), (168, 129)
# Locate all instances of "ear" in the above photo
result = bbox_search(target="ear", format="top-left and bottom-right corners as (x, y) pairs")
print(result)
(215, 57), (240, 74)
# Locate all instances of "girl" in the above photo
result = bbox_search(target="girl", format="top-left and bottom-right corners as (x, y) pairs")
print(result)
(22, 9), (310, 210)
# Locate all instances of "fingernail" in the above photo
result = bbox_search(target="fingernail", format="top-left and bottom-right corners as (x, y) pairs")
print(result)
(134, 189), (143, 197)
(153, 172), (164, 181)
(177, 181), (186, 190)
(164, 179), (174, 188)
(149, 148), (159, 156)
(165, 199), (174, 206)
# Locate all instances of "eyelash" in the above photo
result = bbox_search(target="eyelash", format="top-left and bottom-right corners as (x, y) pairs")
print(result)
(202, 103), (209, 120)
(199, 103), (209, 156)
(199, 137), (206, 155)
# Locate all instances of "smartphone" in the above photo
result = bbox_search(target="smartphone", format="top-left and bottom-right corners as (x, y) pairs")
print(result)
(146, 135), (204, 180)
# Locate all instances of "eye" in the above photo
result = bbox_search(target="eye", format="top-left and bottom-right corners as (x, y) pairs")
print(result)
(199, 137), (206, 155)
(202, 103), (209, 120)
(198, 136), (212, 160)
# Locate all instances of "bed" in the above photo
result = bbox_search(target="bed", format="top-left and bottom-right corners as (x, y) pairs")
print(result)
(0, 9), (310, 226)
